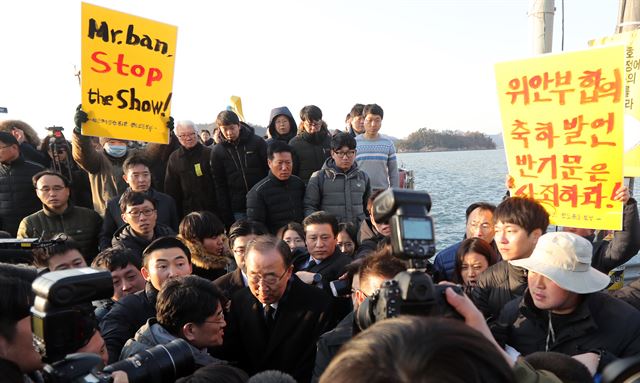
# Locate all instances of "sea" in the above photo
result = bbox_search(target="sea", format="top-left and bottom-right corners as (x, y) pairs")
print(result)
(397, 149), (508, 251)
(397, 149), (640, 253)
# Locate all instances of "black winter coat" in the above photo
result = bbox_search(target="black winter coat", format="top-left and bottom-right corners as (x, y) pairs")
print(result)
(312, 312), (355, 382)
(211, 124), (268, 225)
(289, 126), (331, 184)
(99, 188), (179, 251)
(496, 290), (640, 371)
(246, 172), (305, 234)
(100, 283), (158, 363)
(164, 143), (217, 218)
(219, 276), (335, 383)
(0, 156), (44, 236)
(471, 261), (528, 323)
(214, 268), (246, 301)
(111, 223), (175, 259)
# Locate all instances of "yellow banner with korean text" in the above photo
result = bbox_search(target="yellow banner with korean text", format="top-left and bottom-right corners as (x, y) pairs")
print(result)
(495, 46), (624, 230)
(589, 31), (640, 121)
(589, 31), (640, 177)
(81, 3), (177, 144)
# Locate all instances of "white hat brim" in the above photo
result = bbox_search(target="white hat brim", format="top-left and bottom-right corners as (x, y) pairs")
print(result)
(510, 258), (610, 294)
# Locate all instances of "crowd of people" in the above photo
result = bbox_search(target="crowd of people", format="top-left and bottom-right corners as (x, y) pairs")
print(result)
(1, 102), (640, 382)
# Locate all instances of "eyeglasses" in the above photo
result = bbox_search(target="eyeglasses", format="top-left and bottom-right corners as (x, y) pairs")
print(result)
(177, 133), (196, 139)
(333, 150), (356, 158)
(203, 310), (225, 324)
(249, 268), (289, 286)
(125, 208), (156, 217)
(467, 222), (494, 231)
(37, 186), (66, 193)
(304, 120), (322, 128)
(233, 246), (247, 256)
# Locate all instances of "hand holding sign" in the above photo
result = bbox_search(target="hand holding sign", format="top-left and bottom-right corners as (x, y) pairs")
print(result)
(495, 46), (625, 230)
(81, 3), (177, 144)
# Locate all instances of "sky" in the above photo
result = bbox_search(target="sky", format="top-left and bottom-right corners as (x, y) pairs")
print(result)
(0, 0), (621, 140)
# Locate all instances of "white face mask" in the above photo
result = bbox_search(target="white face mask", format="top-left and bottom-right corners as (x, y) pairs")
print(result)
(104, 143), (127, 158)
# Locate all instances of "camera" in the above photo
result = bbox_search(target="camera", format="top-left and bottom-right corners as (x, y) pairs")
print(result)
(355, 189), (463, 330)
(0, 235), (67, 264)
(32, 268), (196, 382)
(44, 338), (195, 383)
(31, 267), (114, 363)
(371, 188), (436, 266)
(46, 126), (69, 154)
(45, 126), (73, 181)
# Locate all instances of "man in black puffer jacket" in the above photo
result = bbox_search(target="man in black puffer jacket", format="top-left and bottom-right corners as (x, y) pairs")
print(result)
(246, 141), (305, 234)
(289, 105), (331, 184)
(211, 111), (268, 227)
(111, 191), (175, 259)
(0, 132), (44, 236)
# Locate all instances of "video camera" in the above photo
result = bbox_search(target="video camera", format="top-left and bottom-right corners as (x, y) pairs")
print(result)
(0, 236), (67, 264)
(32, 268), (195, 382)
(45, 126), (73, 182)
(355, 188), (463, 330)
(46, 126), (68, 154)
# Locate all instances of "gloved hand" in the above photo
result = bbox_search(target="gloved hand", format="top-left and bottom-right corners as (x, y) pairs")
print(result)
(74, 104), (88, 134)
(166, 116), (174, 132)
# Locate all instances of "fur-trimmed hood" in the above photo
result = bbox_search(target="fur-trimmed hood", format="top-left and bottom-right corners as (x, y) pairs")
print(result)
(180, 236), (230, 270)
(0, 119), (41, 148)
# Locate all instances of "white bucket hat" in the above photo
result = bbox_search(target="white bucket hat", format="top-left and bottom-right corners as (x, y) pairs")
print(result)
(510, 232), (610, 294)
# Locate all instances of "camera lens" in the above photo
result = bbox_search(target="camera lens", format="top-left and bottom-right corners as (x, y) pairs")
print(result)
(104, 338), (195, 383)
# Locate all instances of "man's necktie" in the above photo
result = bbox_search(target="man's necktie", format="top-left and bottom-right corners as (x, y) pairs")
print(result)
(305, 260), (317, 271)
(264, 304), (275, 332)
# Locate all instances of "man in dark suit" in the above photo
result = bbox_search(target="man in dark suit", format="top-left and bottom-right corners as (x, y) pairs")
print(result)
(221, 235), (334, 383)
(293, 211), (351, 291)
(214, 219), (267, 300)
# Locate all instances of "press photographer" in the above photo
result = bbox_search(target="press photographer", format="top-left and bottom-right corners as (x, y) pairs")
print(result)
(32, 267), (196, 383)
(0, 266), (43, 382)
(40, 126), (93, 209)
(312, 189), (464, 380)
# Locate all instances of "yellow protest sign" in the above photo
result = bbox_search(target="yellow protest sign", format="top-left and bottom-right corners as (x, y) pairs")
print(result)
(81, 3), (177, 144)
(495, 46), (625, 230)
(590, 31), (640, 177)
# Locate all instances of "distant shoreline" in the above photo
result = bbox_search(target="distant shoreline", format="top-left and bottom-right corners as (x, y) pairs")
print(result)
(397, 147), (503, 154)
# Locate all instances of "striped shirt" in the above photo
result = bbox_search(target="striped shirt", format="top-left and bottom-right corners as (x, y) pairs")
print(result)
(355, 134), (399, 190)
